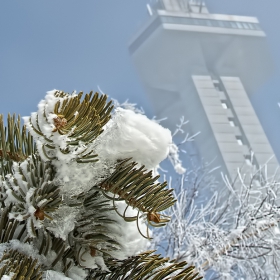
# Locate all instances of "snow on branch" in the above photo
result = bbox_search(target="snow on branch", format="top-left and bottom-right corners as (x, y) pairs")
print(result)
(150, 141), (280, 279)
(0, 90), (203, 280)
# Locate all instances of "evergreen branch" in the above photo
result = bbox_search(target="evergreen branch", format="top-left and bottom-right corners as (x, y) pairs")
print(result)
(0, 90), (199, 278)
(1, 155), (62, 237)
(34, 229), (73, 274)
(0, 205), (24, 243)
(88, 250), (202, 280)
(25, 91), (113, 163)
(69, 190), (121, 264)
(0, 249), (43, 280)
(0, 114), (36, 176)
(53, 91), (112, 140)
(0, 179), (70, 274)
(99, 159), (176, 238)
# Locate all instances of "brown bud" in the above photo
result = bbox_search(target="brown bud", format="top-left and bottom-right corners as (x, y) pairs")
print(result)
(90, 247), (96, 257)
(147, 212), (160, 223)
(53, 115), (67, 132)
(34, 208), (45, 220)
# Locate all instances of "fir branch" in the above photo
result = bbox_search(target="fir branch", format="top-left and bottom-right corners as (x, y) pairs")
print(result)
(24, 91), (113, 163)
(0, 205), (24, 243)
(0, 114), (35, 177)
(70, 190), (121, 265)
(52, 91), (113, 142)
(99, 159), (176, 238)
(0, 249), (43, 280)
(1, 155), (62, 237)
(0, 90), (193, 279)
(88, 250), (202, 280)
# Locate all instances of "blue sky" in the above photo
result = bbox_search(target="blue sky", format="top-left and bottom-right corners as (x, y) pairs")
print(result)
(1, 0), (280, 157)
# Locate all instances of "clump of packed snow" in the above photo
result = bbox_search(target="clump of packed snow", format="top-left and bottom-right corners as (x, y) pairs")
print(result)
(112, 100), (188, 175)
(43, 267), (87, 280)
(108, 201), (150, 260)
(94, 108), (172, 170)
(43, 271), (72, 280)
(1, 274), (15, 280)
(66, 266), (88, 280)
(52, 157), (115, 197)
(76, 248), (110, 271)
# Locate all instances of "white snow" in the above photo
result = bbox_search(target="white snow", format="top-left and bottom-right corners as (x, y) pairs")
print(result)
(67, 266), (87, 280)
(0, 240), (46, 265)
(46, 205), (79, 241)
(107, 201), (150, 260)
(43, 270), (72, 280)
(94, 108), (172, 170)
(76, 248), (109, 271)
(1, 274), (14, 280)
(53, 158), (115, 197)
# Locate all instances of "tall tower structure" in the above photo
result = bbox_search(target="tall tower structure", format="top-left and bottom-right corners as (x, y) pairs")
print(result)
(129, 0), (279, 182)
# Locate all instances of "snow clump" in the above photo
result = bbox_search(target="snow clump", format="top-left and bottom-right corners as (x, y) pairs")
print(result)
(95, 107), (172, 170)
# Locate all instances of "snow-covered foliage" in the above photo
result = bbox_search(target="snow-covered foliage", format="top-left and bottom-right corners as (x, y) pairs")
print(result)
(151, 136), (280, 280)
(0, 90), (200, 280)
(10, 89), (280, 279)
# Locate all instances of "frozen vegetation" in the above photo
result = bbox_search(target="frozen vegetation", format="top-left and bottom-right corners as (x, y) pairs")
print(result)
(151, 119), (280, 280)
(0, 90), (200, 279)
(1, 89), (280, 279)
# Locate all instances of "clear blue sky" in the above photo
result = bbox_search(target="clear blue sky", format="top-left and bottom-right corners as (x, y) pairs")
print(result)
(1, 0), (280, 157)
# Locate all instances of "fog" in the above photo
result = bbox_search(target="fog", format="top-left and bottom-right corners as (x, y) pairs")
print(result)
(1, 0), (280, 158)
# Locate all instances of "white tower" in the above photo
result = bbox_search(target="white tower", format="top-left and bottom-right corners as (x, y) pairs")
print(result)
(129, 0), (278, 182)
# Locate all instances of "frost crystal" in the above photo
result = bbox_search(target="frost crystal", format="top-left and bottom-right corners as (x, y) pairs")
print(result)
(46, 205), (79, 241)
